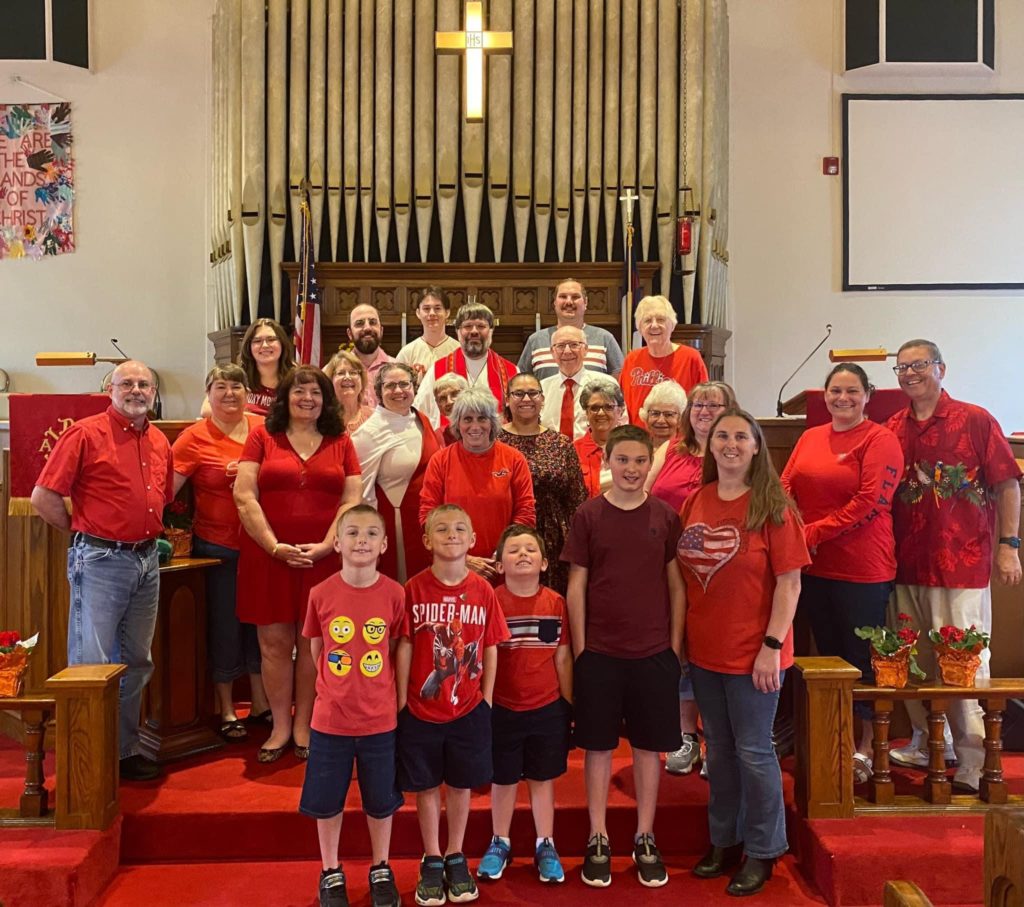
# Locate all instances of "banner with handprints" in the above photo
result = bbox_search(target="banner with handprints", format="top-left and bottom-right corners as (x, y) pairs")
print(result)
(0, 103), (75, 259)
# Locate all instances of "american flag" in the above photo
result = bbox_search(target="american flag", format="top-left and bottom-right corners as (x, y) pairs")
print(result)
(678, 523), (740, 590)
(293, 185), (321, 365)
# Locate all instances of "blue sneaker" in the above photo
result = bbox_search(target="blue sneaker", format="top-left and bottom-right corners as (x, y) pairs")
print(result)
(477, 836), (511, 881)
(534, 838), (565, 883)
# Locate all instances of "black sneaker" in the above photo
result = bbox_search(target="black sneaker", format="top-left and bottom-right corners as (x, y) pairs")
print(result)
(416, 855), (446, 907)
(443, 852), (479, 903)
(119, 754), (161, 782)
(319, 868), (349, 907)
(581, 833), (612, 887)
(632, 833), (668, 887)
(369, 862), (400, 907)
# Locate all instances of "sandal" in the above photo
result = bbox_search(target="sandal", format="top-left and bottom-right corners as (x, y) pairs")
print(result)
(218, 718), (248, 743)
(245, 708), (273, 727)
(257, 739), (291, 764)
(853, 752), (873, 784)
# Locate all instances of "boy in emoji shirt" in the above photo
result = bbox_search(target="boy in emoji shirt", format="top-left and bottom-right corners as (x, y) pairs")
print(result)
(300, 505), (405, 907)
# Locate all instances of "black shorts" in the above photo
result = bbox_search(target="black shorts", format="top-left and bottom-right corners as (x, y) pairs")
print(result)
(572, 648), (682, 753)
(397, 699), (493, 791)
(491, 697), (571, 785)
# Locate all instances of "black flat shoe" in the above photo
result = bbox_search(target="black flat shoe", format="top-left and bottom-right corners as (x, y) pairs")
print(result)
(726, 857), (774, 897)
(119, 754), (162, 782)
(245, 708), (273, 727)
(257, 739), (291, 764)
(693, 842), (744, 879)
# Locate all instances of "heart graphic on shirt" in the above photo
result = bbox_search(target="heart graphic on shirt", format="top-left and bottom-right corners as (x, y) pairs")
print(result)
(677, 523), (741, 591)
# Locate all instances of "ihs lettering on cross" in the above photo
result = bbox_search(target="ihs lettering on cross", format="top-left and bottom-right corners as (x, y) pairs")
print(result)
(435, 1), (513, 123)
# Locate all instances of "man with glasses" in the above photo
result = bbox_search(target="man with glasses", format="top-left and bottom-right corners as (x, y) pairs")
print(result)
(414, 302), (518, 427)
(31, 360), (174, 782)
(519, 279), (624, 380)
(885, 339), (1021, 793)
(347, 303), (393, 406)
(539, 325), (606, 440)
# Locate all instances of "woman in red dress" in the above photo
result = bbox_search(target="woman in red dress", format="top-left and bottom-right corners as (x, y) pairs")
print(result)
(234, 366), (362, 763)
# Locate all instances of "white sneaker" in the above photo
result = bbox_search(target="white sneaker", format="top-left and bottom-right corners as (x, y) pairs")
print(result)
(889, 728), (956, 768)
(665, 734), (700, 775)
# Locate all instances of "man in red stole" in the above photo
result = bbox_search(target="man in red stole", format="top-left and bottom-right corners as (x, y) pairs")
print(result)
(413, 302), (518, 428)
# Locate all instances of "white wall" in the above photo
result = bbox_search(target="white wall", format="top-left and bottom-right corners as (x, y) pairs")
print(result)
(729, 0), (1024, 430)
(0, 0), (213, 419)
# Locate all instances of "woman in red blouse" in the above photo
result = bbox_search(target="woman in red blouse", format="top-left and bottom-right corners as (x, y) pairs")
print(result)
(573, 376), (625, 499)
(234, 366), (362, 763)
(781, 363), (904, 783)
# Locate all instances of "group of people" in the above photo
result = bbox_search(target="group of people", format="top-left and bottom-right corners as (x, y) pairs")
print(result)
(29, 275), (1022, 905)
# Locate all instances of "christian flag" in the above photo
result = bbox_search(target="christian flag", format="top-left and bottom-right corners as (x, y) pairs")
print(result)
(293, 186), (321, 366)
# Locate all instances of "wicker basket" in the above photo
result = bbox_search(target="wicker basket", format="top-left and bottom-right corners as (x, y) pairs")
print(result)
(935, 644), (982, 687)
(0, 648), (29, 697)
(164, 528), (193, 559)
(871, 647), (911, 689)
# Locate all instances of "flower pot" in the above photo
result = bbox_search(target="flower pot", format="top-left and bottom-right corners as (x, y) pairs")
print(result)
(871, 647), (912, 689)
(0, 648), (29, 697)
(935, 644), (983, 687)
(164, 528), (192, 559)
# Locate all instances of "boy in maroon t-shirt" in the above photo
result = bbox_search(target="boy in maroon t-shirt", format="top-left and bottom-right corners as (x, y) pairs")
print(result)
(396, 504), (510, 906)
(299, 505), (405, 907)
(476, 525), (572, 885)
(562, 425), (684, 890)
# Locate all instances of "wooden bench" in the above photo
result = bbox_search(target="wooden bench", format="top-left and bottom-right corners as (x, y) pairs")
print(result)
(794, 657), (1024, 818)
(0, 663), (125, 830)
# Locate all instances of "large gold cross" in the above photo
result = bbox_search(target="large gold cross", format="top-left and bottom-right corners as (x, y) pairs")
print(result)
(435, 1), (513, 123)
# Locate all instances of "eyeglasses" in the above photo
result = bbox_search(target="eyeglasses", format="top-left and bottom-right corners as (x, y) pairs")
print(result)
(251, 337), (280, 346)
(508, 389), (542, 400)
(647, 409), (679, 420)
(113, 380), (153, 391)
(892, 359), (940, 375)
(333, 369), (360, 379)
(552, 342), (585, 352)
(691, 402), (726, 411)
(382, 381), (413, 392)
(587, 403), (619, 414)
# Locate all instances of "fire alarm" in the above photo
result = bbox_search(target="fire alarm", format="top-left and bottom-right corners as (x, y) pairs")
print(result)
(822, 156), (840, 176)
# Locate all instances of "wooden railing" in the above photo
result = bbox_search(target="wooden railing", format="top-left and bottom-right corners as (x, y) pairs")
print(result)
(794, 657), (1024, 818)
(0, 663), (125, 830)
(883, 881), (934, 906)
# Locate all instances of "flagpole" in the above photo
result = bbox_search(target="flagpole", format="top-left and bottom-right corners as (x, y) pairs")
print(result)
(619, 189), (638, 357)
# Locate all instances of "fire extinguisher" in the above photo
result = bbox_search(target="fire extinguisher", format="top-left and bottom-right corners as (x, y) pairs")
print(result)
(673, 187), (698, 275)
(677, 215), (693, 257)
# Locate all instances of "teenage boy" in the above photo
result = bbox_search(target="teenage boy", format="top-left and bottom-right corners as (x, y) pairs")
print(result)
(299, 505), (405, 907)
(477, 525), (573, 885)
(396, 286), (460, 377)
(397, 504), (510, 906)
(562, 424), (684, 889)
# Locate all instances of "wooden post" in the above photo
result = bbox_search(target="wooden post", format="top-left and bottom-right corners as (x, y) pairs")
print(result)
(45, 664), (126, 831)
(19, 706), (51, 818)
(793, 657), (861, 819)
(924, 699), (951, 804)
(870, 699), (895, 805)
(985, 809), (1024, 905)
(979, 697), (1008, 804)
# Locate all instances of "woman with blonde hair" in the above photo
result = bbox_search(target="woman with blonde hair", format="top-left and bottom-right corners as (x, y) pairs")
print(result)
(324, 348), (374, 433)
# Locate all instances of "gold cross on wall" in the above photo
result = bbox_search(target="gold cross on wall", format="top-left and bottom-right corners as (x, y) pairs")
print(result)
(435, 1), (513, 123)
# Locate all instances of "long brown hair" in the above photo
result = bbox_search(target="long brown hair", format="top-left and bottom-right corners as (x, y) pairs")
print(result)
(701, 408), (798, 531)
(238, 318), (297, 389)
(676, 380), (737, 456)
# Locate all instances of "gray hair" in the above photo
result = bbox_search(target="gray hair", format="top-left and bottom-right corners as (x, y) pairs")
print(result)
(434, 372), (470, 396)
(453, 302), (495, 329)
(449, 386), (502, 444)
(639, 380), (687, 422)
(373, 361), (419, 401)
(580, 375), (624, 410)
(634, 294), (678, 332)
(897, 338), (943, 363)
(205, 363), (249, 392)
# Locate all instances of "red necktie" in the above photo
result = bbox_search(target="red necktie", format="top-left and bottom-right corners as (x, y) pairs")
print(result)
(559, 378), (576, 438)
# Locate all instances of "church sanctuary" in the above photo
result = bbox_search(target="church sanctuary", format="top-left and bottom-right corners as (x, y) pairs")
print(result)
(3, 1), (1024, 905)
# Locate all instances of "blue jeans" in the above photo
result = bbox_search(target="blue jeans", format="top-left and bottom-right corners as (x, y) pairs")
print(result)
(67, 537), (160, 759)
(690, 663), (787, 860)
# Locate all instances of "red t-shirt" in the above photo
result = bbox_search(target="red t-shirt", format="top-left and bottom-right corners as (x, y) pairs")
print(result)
(35, 406), (174, 542)
(620, 346), (709, 426)
(561, 494), (681, 658)
(246, 385), (276, 416)
(493, 585), (569, 711)
(402, 568), (510, 723)
(302, 573), (405, 736)
(677, 484), (811, 675)
(418, 441), (536, 559)
(781, 420), (903, 583)
(171, 414), (263, 550)
(574, 431), (605, 499)
(651, 446), (704, 513)
(886, 391), (1022, 588)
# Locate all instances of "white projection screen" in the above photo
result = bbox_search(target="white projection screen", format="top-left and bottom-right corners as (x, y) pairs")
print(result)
(843, 94), (1024, 291)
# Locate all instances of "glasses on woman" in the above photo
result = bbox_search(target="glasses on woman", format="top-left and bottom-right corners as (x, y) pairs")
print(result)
(647, 409), (679, 420)
(508, 389), (542, 400)
(383, 381), (413, 392)
(892, 359), (940, 375)
(691, 402), (725, 411)
(587, 403), (619, 414)
(251, 337), (280, 347)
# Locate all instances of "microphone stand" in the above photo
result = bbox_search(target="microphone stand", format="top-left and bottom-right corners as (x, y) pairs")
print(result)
(775, 324), (832, 417)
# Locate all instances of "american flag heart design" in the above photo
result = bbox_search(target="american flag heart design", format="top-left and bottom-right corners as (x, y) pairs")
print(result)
(677, 523), (741, 591)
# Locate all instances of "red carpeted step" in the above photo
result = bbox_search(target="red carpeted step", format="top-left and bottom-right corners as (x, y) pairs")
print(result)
(95, 855), (827, 907)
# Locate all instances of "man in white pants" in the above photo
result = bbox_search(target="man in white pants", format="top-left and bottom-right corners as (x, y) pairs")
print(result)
(885, 339), (1021, 792)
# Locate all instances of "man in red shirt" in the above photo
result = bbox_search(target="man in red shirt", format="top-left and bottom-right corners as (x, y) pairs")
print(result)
(31, 361), (174, 782)
(885, 339), (1022, 792)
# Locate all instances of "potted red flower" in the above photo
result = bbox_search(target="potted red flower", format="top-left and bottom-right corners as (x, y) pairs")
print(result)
(0, 631), (40, 697)
(162, 496), (193, 559)
(855, 613), (926, 689)
(928, 624), (989, 687)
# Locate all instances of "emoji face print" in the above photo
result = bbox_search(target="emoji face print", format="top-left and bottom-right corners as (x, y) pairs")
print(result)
(363, 617), (388, 645)
(360, 649), (384, 678)
(329, 616), (355, 645)
(327, 649), (353, 677)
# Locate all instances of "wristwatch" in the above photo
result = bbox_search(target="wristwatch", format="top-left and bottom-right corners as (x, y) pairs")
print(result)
(763, 635), (784, 651)
(999, 536), (1021, 549)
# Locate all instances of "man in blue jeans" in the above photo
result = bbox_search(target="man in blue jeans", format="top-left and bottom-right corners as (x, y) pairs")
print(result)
(32, 360), (174, 782)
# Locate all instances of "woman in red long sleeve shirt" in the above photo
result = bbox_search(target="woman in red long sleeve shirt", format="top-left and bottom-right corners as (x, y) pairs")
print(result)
(781, 363), (904, 783)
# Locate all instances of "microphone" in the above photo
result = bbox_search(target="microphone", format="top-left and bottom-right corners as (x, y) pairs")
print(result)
(775, 324), (832, 417)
